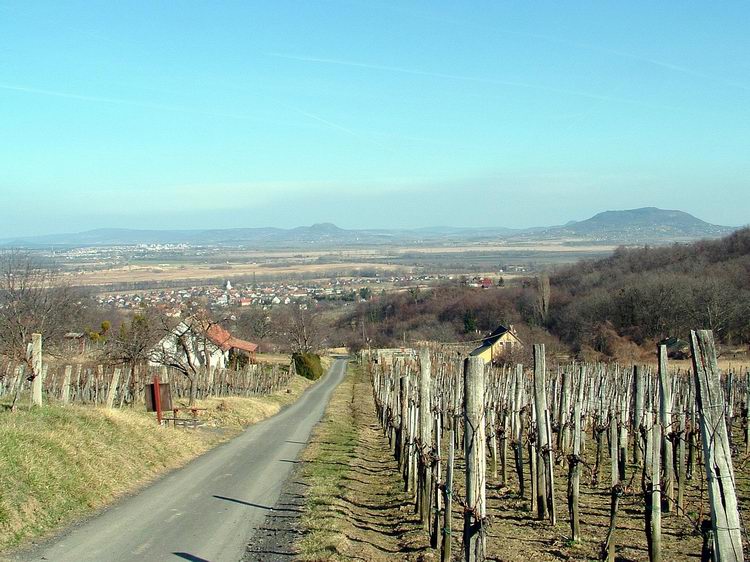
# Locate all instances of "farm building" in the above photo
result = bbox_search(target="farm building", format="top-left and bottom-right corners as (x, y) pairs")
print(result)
(63, 332), (87, 354)
(470, 324), (523, 363)
(149, 315), (258, 370)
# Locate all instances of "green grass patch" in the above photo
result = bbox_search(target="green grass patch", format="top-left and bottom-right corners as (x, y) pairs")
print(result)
(297, 363), (360, 560)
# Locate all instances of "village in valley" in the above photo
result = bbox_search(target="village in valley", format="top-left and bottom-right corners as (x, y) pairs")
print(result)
(93, 273), (511, 313)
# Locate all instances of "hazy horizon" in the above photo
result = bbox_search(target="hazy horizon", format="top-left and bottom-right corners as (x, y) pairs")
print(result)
(0, 204), (746, 241)
(2, 2), (749, 238)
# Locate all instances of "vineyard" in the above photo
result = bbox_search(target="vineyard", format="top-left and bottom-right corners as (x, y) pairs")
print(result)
(370, 330), (747, 561)
(0, 351), (294, 409)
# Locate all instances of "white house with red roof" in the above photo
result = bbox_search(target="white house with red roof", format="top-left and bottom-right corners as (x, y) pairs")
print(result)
(149, 315), (257, 369)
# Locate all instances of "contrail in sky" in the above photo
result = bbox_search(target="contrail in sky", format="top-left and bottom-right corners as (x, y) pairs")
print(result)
(268, 52), (681, 111)
(0, 81), (404, 145)
(0, 83), (143, 105)
(282, 103), (393, 152)
(496, 28), (750, 92)
(0, 80), (397, 150)
(609, 50), (750, 92)
(0, 82), (275, 124)
(321, 2), (750, 94)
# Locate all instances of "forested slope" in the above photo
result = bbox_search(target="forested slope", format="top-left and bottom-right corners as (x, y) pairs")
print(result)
(548, 227), (750, 353)
(340, 228), (750, 360)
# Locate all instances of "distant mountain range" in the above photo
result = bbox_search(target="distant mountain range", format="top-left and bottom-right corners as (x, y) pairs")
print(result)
(1, 208), (738, 248)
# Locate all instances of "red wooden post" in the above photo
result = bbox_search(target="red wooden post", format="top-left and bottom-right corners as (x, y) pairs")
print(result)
(154, 374), (162, 426)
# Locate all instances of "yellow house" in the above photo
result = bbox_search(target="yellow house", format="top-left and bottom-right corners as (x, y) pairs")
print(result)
(470, 325), (523, 363)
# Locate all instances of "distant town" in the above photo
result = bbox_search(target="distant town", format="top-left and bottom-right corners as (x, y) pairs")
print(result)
(94, 272), (519, 315)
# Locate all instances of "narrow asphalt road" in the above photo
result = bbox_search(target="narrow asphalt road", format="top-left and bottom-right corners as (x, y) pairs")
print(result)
(17, 358), (348, 562)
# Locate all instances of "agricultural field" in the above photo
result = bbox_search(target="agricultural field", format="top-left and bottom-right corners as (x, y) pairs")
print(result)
(51, 239), (617, 290)
(60, 261), (407, 287)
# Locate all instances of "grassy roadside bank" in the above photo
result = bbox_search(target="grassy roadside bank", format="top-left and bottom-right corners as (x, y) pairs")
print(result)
(0, 374), (313, 552)
(295, 362), (429, 561)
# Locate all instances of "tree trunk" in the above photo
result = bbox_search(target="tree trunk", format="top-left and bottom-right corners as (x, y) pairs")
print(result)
(188, 375), (197, 406)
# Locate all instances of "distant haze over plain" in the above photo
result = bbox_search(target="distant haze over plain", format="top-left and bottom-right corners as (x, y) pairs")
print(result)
(0, 187), (746, 239)
(2, 207), (739, 247)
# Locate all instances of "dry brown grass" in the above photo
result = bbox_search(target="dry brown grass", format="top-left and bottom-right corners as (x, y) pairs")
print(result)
(0, 405), (218, 552)
(62, 262), (406, 286)
(191, 375), (312, 430)
(61, 239), (616, 288)
(669, 358), (750, 373)
(255, 353), (293, 366)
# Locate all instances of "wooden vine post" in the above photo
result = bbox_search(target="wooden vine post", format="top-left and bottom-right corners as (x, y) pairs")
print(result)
(418, 349), (433, 529)
(463, 356), (486, 562)
(644, 418), (662, 562)
(690, 330), (744, 562)
(408, 385), (418, 493)
(567, 400), (583, 542)
(533, 344), (556, 524)
(441, 429), (454, 562)
(500, 407), (508, 487)
(31, 333), (43, 407)
(604, 405), (621, 562)
(398, 367), (409, 470)
(633, 365), (645, 467)
(677, 407), (687, 512)
(61, 365), (72, 405)
(431, 412), (442, 549)
(529, 390), (538, 515)
(489, 407), (498, 481)
(105, 367), (122, 409)
(618, 393), (628, 483)
(657, 345), (674, 513)
(512, 364), (525, 498)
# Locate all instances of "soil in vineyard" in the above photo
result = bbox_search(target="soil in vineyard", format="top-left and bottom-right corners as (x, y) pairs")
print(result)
(296, 365), (750, 561)
(435, 431), (750, 561)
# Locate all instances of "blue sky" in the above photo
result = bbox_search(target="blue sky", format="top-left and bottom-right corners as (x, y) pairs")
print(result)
(1, 1), (748, 236)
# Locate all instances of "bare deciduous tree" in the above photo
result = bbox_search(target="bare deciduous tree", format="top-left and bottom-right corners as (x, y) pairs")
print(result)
(688, 277), (739, 337)
(536, 273), (551, 324)
(106, 311), (159, 366)
(104, 310), (161, 404)
(148, 313), (228, 405)
(236, 306), (273, 341)
(279, 305), (322, 354)
(0, 251), (82, 410)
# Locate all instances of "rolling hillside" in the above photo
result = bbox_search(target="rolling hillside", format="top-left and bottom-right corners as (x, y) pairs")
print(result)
(544, 207), (733, 241)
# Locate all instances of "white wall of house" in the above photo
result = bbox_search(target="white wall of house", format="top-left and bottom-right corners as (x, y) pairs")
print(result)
(149, 321), (228, 369)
